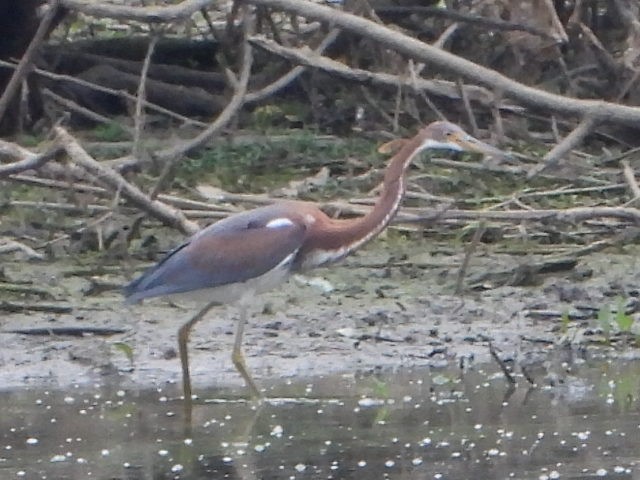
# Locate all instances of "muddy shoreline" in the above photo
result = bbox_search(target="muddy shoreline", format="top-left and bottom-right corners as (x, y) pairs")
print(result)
(1, 242), (638, 394)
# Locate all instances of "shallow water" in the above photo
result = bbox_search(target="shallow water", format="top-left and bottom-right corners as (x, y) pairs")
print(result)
(2, 358), (640, 480)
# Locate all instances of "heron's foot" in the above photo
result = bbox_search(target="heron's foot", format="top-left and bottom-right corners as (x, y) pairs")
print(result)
(232, 348), (263, 400)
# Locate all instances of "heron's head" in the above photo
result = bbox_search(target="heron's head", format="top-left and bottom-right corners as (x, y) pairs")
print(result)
(417, 121), (506, 157)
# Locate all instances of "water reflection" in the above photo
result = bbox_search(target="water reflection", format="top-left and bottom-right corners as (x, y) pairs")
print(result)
(1, 358), (639, 479)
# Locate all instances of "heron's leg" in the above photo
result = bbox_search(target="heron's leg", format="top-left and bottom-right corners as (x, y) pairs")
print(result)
(178, 300), (218, 402)
(231, 304), (262, 399)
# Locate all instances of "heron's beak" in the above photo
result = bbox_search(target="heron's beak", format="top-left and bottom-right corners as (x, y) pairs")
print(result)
(453, 132), (508, 158)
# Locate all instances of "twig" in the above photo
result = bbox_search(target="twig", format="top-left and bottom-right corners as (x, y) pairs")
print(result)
(408, 61), (446, 121)
(0, 60), (208, 127)
(527, 116), (598, 179)
(7, 174), (107, 194)
(133, 34), (159, 158)
(0, 138), (87, 182)
(541, 0), (569, 42)
(144, 5), (254, 188)
(0, 239), (45, 260)
(457, 77), (478, 136)
(433, 22), (459, 49)
(578, 22), (620, 74)
(250, 36), (520, 111)
(491, 87), (505, 144)
(378, 5), (561, 41)
(0, 0), (61, 124)
(455, 220), (486, 295)
(6, 173), (238, 213)
(5, 327), (126, 337)
(8, 200), (112, 214)
(0, 282), (55, 298)
(0, 301), (72, 314)
(360, 86), (396, 127)
(401, 205), (640, 225)
(59, 0), (213, 22)
(621, 160), (640, 202)
(489, 342), (516, 385)
(43, 88), (134, 134)
(245, 28), (341, 104)
(38, 211), (115, 250)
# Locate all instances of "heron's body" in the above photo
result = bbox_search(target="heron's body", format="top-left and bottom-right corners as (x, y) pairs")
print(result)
(124, 121), (507, 403)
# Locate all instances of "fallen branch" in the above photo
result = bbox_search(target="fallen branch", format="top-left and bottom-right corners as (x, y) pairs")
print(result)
(59, 0), (214, 22)
(403, 205), (640, 225)
(621, 160), (640, 201)
(250, 36), (519, 110)
(54, 126), (199, 235)
(4, 326), (126, 337)
(0, 301), (72, 314)
(246, 28), (340, 104)
(0, 144), (64, 178)
(247, 0), (640, 126)
(6, 173), (239, 214)
(57, 0), (640, 125)
(527, 116), (598, 179)
(7, 200), (112, 214)
(375, 5), (561, 41)
(0, 60), (209, 127)
(0, 239), (45, 260)
(316, 201), (640, 226)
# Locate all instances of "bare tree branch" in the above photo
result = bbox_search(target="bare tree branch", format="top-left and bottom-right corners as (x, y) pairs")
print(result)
(527, 116), (598, 179)
(54, 126), (200, 235)
(133, 35), (160, 158)
(0, 60), (208, 127)
(246, 0), (640, 126)
(0, 145), (63, 178)
(0, 0), (61, 124)
(59, 0), (214, 22)
(154, 6), (254, 163)
(249, 36), (518, 110)
(245, 27), (341, 104)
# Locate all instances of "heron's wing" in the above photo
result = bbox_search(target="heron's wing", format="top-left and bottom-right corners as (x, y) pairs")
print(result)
(124, 207), (307, 303)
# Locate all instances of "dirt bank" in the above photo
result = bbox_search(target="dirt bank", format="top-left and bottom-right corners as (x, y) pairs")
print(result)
(1, 240), (638, 395)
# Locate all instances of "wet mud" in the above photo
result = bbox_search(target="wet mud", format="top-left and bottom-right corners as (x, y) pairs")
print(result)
(1, 241), (639, 395)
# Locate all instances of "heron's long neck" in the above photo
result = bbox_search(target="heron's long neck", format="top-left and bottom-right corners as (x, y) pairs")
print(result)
(338, 137), (422, 252)
(297, 138), (423, 270)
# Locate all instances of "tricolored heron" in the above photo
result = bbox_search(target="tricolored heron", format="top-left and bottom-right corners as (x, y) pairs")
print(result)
(124, 121), (506, 401)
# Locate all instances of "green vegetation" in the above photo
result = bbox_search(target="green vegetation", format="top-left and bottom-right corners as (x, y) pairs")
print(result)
(177, 130), (376, 193)
(16, 133), (44, 147)
(597, 296), (637, 343)
(92, 121), (129, 142)
(112, 341), (135, 365)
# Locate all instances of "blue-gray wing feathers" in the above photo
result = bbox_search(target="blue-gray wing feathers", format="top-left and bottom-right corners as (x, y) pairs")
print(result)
(124, 205), (307, 303)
